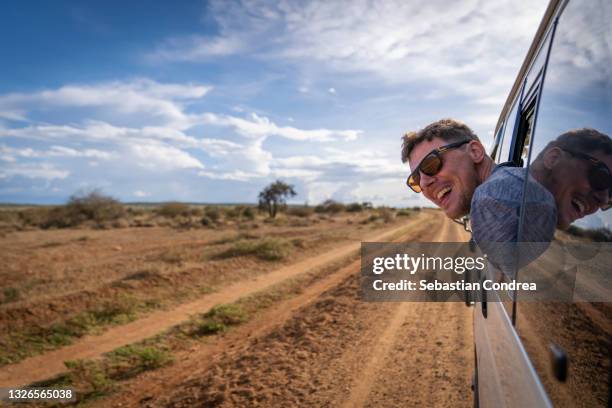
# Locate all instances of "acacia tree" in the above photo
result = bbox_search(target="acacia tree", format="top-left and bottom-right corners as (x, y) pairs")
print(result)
(258, 180), (297, 218)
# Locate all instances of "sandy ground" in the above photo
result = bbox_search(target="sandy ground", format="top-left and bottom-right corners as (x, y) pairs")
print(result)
(2, 210), (478, 407)
(98, 214), (474, 407)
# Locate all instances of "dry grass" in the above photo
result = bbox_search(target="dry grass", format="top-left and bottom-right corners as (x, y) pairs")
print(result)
(214, 237), (294, 261)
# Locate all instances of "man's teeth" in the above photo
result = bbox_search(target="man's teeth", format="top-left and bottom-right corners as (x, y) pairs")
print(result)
(437, 186), (451, 200)
(572, 198), (585, 214)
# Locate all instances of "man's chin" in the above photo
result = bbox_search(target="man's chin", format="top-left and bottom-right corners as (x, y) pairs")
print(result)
(443, 206), (464, 220)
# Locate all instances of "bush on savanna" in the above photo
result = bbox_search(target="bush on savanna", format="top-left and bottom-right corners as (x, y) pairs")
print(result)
(190, 207), (204, 217)
(242, 206), (255, 220)
(200, 216), (214, 227)
(412, 206), (421, 211)
(66, 190), (124, 224)
(396, 208), (412, 217)
(287, 206), (314, 217)
(157, 202), (191, 218)
(36, 190), (124, 229)
(314, 199), (345, 214)
(64, 359), (115, 397)
(225, 205), (256, 221)
(18, 207), (52, 226)
(193, 304), (248, 335)
(215, 237), (293, 261)
(108, 345), (173, 378)
(0, 209), (20, 224)
(204, 206), (221, 222)
(345, 202), (364, 212)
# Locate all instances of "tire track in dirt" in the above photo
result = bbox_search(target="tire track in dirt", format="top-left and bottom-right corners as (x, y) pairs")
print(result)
(343, 216), (471, 408)
(150, 212), (473, 407)
(94, 215), (437, 408)
(0, 212), (433, 389)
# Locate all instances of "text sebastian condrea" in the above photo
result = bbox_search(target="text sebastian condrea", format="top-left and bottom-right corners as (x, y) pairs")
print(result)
(372, 280), (537, 291)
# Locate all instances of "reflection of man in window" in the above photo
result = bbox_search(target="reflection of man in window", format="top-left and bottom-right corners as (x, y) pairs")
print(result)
(472, 127), (611, 246)
(529, 128), (612, 229)
(471, 128), (611, 273)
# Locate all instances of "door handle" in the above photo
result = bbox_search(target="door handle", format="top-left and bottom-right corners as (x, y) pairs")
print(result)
(550, 343), (568, 382)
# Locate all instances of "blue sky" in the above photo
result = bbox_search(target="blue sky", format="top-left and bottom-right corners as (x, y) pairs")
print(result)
(0, 0), (548, 206)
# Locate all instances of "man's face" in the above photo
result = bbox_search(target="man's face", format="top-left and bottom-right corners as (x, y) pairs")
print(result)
(408, 137), (480, 219)
(547, 149), (612, 229)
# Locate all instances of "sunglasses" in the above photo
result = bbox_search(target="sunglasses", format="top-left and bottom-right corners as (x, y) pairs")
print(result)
(561, 148), (612, 210)
(406, 139), (471, 193)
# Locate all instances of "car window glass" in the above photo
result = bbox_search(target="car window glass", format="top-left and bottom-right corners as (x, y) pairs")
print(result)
(498, 99), (519, 163)
(517, 0), (612, 406)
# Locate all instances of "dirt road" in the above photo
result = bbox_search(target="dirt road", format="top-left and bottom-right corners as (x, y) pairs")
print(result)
(98, 213), (474, 407)
(0, 212), (434, 389)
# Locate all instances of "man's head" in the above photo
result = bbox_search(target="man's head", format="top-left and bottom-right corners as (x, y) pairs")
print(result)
(530, 128), (612, 229)
(401, 119), (493, 219)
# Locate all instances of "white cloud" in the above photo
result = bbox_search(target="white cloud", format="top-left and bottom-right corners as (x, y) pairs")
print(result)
(153, 0), (547, 102)
(0, 163), (69, 180)
(197, 170), (255, 181)
(0, 78), (212, 129)
(150, 35), (243, 61)
(200, 112), (361, 141)
(0, 144), (113, 161)
(127, 140), (204, 170)
(328, 87), (336, 94)
(134, 190), (151, 197)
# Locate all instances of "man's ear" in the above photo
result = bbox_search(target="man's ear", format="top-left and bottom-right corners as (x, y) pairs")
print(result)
(542, 147), (562, 170)
(467, 141), (486, 164)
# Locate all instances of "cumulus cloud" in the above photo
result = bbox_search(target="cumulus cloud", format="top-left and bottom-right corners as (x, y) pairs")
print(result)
(0, 78), (212, 129)
(152, 0), (547, 101)
(127, 140), (204, 170)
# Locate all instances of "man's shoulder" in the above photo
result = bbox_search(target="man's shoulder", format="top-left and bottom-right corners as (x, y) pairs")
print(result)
(472, 165), (526, 202)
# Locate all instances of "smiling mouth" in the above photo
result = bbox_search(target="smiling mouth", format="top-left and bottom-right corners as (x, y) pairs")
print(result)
(436, 186), (452, 202)
(571, 196), (586, 218)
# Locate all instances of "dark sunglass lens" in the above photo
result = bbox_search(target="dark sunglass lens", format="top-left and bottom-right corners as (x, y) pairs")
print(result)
(420, 154), (442, 176)
(589, 166), (612, 191)
(408, 174), (421, 192)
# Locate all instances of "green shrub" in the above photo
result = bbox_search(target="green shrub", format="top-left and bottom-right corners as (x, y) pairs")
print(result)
(19, 208), (51, 226)
(215, 237), (293, 261)
(64, 359), (114, 397)
(242, 207), (255, 220)
(109, 345), (173, 374)
(287, 206), (314, 217)
(346, 202), (364, 212)
(314, 199), (345, 214)
(157, 202), (190, 218)
(205, 206), (221, 222)
(396, 209), (412, 217)
(193, 304), (248, 336)
(38, 190), (124, 228)
(66, 190), (124, 224)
